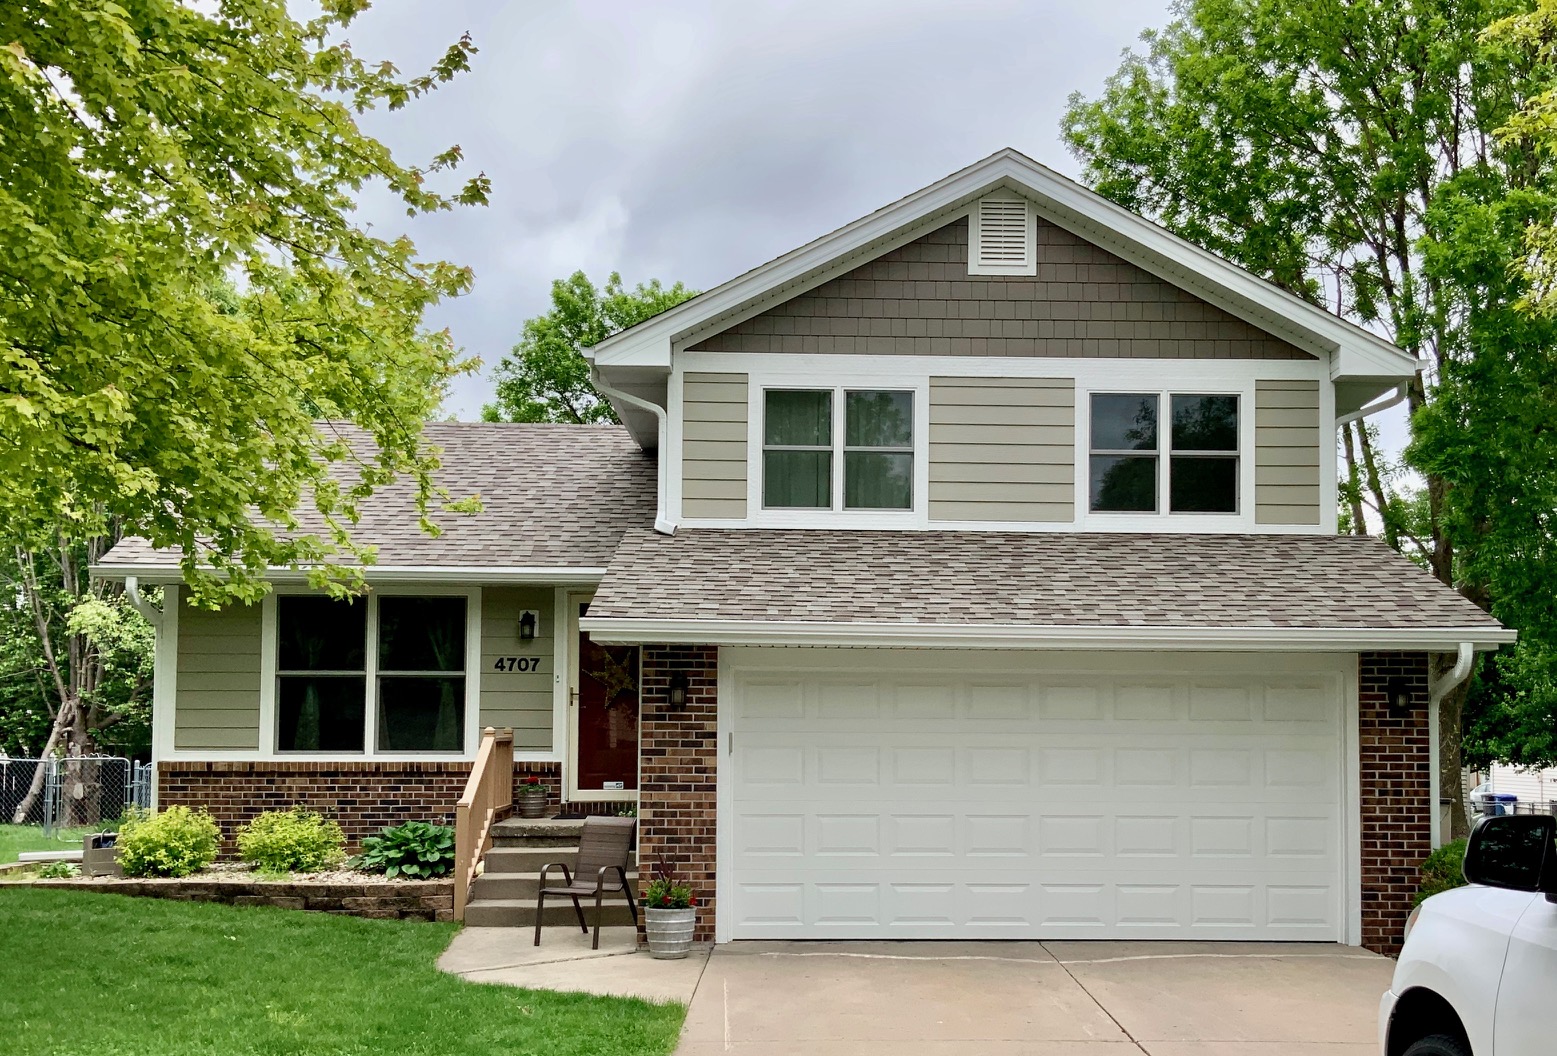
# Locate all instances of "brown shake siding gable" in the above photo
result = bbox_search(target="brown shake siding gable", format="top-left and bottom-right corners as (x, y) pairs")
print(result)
(690, 217), (1316, 360)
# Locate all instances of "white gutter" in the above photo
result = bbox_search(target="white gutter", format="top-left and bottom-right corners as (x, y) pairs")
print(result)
(1430, 641), (1476, 706)
(590, 367), (676, 536)
(1336, 383), (1409, 428)
(1428, 641), (1477, 849)
(123, 576), (163, 630)
(93, 565), (608, 586)
(579, 618), (1516, 652)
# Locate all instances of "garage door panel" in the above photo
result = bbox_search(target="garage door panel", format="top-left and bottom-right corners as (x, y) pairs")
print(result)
(728, 656), (1346, 940)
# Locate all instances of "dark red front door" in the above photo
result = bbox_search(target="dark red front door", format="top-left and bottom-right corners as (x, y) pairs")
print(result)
(576, 605), (639, 791)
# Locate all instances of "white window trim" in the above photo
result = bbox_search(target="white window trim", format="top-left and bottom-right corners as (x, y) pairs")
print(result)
(1075, 381), (1256, 532)
(255, 583), (483, 763)
(745, 373), (930, 528)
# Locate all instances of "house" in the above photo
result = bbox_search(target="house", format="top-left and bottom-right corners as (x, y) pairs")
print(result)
(95, 149), (1512, 956)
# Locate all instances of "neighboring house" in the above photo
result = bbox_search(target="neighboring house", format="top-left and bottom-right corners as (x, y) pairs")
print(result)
(1469, 764), (1557, 812)
(96, 149), (1512, 956)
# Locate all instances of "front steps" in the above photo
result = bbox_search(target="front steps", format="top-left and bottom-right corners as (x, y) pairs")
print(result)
(464, 817), (638, 929)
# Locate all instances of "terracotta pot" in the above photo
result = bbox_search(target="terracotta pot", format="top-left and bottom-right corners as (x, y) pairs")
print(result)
(517, 786), (548, 819)
(644, 906), (696, 959)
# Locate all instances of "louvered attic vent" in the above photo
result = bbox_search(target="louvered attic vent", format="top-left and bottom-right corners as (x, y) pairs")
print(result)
(970, 193), (1035, 275)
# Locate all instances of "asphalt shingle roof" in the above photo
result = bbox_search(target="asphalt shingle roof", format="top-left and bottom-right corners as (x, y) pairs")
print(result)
(588, 528), (1506, 632)
(99, 423), (656, 571)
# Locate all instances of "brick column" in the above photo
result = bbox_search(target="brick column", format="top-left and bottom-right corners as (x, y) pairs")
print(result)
(1359, 651), (1432, 956)
(637, 644), (718, 943)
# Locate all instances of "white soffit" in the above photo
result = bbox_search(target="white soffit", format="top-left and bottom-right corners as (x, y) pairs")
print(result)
(586, 149), (1417, 381)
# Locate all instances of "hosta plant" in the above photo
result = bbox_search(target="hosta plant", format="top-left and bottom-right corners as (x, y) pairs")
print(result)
(351, 821), (456, 879)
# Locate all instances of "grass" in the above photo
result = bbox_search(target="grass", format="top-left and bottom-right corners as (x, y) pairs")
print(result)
(0, 824), (97, 867)
(0, 889), (686, 1056)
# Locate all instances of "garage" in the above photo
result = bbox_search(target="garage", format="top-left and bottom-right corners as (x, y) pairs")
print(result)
(722, 649), (1351, 941)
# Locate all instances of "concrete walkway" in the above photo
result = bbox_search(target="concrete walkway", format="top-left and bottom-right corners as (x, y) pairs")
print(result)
(438, 926), (710, 1004)
(675, 940), (1393, 1055)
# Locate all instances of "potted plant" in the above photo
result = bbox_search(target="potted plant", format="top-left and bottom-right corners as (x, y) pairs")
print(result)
(642, 865), (697, 959)
(516, 776), (549, 819)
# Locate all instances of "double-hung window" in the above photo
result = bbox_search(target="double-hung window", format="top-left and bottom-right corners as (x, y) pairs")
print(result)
(276, 594), (468, 754)
(763, 388), (914, 511)
(1089, 392), (1240, 514)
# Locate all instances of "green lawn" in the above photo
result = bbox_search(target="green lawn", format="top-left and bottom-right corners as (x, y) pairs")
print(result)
(0, 889), (685, 1056)
(0, 824), (96, 866)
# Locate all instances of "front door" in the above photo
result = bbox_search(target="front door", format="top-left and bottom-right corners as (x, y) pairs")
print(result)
(571, 601), (640, 795)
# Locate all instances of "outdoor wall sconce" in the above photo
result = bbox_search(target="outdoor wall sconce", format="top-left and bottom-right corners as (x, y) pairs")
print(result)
(518, 610), (538, 642)
(668, 672), (690, 710)
(1387, 676), (1414, 719)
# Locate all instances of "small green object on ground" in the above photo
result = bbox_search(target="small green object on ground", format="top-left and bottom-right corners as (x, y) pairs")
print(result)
(0, 888), (685, 1056)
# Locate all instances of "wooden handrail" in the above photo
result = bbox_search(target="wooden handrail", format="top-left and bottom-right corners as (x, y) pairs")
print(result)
(454, 726), (515, 920)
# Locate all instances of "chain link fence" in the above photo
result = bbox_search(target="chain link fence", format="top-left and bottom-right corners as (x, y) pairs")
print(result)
(0, 757), (151, 835)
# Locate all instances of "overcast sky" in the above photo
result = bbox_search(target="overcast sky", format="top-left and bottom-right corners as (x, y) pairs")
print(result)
(339, 0), (1408, 454)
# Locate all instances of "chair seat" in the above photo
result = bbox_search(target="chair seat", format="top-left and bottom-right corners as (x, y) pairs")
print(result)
(542, 880), (627, 896)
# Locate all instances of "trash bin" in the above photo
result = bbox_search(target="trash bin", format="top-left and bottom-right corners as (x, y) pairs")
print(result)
(82, 832), (120, 878)
(1490, 793), (1518, 817)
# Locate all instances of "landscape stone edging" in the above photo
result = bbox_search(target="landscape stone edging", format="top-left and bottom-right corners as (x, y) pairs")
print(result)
(14, 876), (456, 921)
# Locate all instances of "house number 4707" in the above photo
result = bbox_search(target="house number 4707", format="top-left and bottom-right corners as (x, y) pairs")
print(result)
(492, 657), (543, 672)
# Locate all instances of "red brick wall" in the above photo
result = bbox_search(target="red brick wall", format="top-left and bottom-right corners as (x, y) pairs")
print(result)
(158, 760), (562, 853)
(1359, 651), (1432, 956)
(637, 645), (718, 943)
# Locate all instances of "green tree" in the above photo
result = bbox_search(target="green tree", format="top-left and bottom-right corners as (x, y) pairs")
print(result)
(1, 0), (489, 606)
(1063, 0), (1557, 833)
(484, 272), (696, 423)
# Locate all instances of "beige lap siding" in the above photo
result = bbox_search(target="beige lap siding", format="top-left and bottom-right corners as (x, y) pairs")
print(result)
(928, 376), (1074, 522)
(174, 603), (262, 751)
(681, 372), (748, 519)
(1254, 379), (1322, 525)
(479, 587), (555, 751)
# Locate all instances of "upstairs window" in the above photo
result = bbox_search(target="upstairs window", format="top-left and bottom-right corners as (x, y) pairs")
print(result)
(1089, 393), (1239, 514)
(763, 388), (914, 511)
(276, 594), (468, 754)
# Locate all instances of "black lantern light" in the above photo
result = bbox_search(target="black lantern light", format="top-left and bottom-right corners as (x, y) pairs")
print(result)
(1386, 676), (1414, 719)
(668, 671), (690, 710)
(518, 610), (537, 642)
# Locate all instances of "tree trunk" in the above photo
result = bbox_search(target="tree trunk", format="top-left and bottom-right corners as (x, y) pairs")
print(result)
(1437, 665), (1475, 841)
(1341, 423), (1367, 533)
(1357, 424), (1398, 551)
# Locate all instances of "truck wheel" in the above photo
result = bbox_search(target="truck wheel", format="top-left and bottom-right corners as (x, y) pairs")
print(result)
(1404, 1035), (1471, 1056)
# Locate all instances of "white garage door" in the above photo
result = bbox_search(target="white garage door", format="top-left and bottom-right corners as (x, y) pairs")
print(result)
(725, 650), (1349, 941)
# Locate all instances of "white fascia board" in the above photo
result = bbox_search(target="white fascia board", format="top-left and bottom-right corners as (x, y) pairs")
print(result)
(579, 617), (1516, 652)
(90, 563), (606, 586)
(585, 148), (1418, 381)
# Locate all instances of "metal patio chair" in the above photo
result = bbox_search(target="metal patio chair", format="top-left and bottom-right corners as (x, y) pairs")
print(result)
(533, 815), (638, 949)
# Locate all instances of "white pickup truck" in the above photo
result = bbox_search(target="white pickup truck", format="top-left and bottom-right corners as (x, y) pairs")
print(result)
(1379, 813), (1557, 1056)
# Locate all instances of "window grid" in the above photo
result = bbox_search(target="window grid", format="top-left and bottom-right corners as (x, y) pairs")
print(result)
(1088, 391), (1241, 516)
(761, 387), (915, 512)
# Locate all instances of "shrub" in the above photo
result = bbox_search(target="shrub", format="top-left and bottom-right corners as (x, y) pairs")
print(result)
(237, 808), (345, 873)
(351, 821), (455, 879)
(117, 806), (219, 878)
(1416, 838), (1468, 906)
(37, 861), (78, 879)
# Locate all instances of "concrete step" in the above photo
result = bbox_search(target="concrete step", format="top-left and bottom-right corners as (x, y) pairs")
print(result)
(491, 817), (582, 847)
(482, 845), (582, 873)
(471, 871), (637, 901)
(464, 896), (638, 929)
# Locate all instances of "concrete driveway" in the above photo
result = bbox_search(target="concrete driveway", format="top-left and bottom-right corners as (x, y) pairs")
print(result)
(675, 940), (1391, 1055)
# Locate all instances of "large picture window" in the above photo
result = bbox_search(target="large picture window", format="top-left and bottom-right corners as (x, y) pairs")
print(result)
(276, 594), (468, 754)
(1089, 392), (1240, 515)
(763, 387), (914, 511)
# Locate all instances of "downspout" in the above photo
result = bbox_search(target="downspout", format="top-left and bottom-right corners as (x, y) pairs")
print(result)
(1427, 642), (1476, 849)
(1335, 383), (1408, 428)
(591, 368), (676, 536)
(124, 576), (163, 631)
